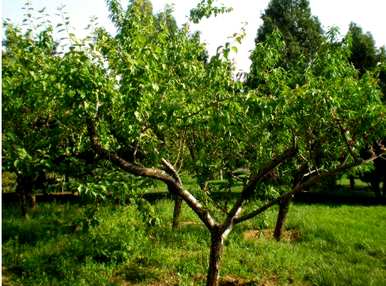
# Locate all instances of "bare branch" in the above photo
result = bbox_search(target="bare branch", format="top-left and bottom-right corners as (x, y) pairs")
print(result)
(161, 159), (217, 229)
(161, 158), (182, 184)
(87, 119), (217, 230)
(221, 146), (298, 230)
(233, 156), (380, 225)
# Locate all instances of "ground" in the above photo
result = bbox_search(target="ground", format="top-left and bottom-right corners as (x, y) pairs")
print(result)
(2, 200), (386, 285)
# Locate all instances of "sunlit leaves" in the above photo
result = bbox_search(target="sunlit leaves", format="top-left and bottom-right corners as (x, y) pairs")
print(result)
(189, 0), (232, 24)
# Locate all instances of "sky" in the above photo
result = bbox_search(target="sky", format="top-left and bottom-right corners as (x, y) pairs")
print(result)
(2, 0), (386, 73)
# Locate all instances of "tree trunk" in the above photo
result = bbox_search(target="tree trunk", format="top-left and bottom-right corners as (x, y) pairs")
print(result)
(206, 230), (224, 286)
(172, 195), (183, 229)
(19, 192), (28, 218)
(349, 176), (355, 191)
(16, 176), (35, 217)
(371, 179), (381, 198)
(273, 197), (290, 241)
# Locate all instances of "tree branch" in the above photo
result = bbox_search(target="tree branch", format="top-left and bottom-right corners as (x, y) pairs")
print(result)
(221, 146), (298, 231)
(233, 156), (380, 225)
(173, 135), (185, 172)
(332, 112), (358, 160)
(161, 158), (182, 185)
(87, 119), (217, 230)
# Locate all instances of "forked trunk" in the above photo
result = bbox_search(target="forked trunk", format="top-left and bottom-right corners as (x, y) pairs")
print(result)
(172, 195), (183, 229)
(206, 230), (224, 286)
(273, 197), (290, 241)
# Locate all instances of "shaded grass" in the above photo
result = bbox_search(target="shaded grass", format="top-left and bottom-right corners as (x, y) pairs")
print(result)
(337, 175), (370, 189)
(2, 201), (386, 285)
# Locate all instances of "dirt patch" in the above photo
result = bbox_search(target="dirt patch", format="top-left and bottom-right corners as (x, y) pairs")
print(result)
(147, 274), (179, 286)
(243, 229), (300, 242)
(219, 275), (251, 285)
(110, 271), (179, 286)
(258, 276), (279, 286)
(193, 274), (278, 286)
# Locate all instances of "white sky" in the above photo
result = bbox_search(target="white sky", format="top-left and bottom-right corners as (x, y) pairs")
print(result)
(2, 0), (386, 73)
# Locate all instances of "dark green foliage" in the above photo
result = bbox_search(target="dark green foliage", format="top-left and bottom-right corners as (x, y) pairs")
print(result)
(347, 22), (378, 75)
(378, 61), (386, 101)
(248, 0), (323, 88)
(376, 47), (386, 102)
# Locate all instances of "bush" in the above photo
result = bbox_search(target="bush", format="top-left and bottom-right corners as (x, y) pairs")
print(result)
(84, 206), (150, 263)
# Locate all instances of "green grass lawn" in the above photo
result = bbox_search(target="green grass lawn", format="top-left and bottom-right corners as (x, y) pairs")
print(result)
(2, 201), (386, 285)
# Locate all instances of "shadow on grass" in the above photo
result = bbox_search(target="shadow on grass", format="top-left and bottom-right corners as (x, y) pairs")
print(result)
(294, 187), (386, 206)
(2, 203), (85, 245)
(112, 263), (160, 284)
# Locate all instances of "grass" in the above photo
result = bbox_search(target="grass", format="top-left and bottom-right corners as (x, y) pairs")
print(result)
(336, 175), (371, 189)
(2, 200), (386, 285)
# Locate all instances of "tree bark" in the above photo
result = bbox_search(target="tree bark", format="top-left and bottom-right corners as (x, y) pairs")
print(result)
(172, 194), (183, 229)
(349, 176), (355, 191)
(206, 230), (224, 286)
(273, 197), (290, 241)
(163, 161), (184, 230)
(16, 176), (35, 217)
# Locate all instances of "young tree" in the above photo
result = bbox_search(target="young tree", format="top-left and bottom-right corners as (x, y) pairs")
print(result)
(2, 23), (64, 215)
(2, 17), (125, 215)
(83, 26), (385, 285)
(250, 28), (385, 241)
(344, 24), (385, 197)
(98, 0), (219, 228)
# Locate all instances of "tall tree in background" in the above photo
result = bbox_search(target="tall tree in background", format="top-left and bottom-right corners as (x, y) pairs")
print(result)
(378, 47), (386, 102)
(346, 22), (378, 75)
(247, 0), (323, 88)
(345, 24), (385, 102)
